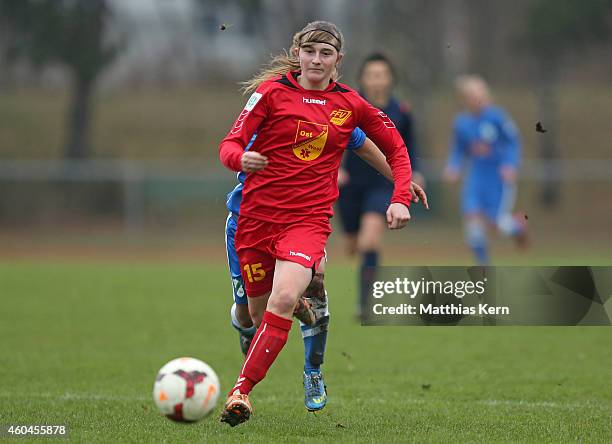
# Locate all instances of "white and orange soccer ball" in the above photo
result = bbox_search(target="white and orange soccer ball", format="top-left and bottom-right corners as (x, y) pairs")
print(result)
(153, 357), (220, 422)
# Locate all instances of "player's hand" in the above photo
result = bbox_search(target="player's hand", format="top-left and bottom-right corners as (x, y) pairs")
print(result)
(337, 167), (350, 187)
(443, 167), (460, 183)
(241, 151), (268, 173)
(500, 165), (517, 184)
(410, 181), (429, 209)
(386, 202), (411, 230)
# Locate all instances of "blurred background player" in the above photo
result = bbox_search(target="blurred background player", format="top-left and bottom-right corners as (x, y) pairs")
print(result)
(443, 75), (527, 265)
(226, 128), (428, 412)
(337, 53), (424, 315)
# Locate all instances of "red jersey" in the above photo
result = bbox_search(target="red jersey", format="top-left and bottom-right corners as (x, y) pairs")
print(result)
(219, 71), (412, 223)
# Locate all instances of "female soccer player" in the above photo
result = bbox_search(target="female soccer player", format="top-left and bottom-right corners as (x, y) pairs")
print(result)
(337, 53), (425, 317)
(218, 21), (413, 426)
(225, 128), (428, 412)
(443, 75), (526, 265)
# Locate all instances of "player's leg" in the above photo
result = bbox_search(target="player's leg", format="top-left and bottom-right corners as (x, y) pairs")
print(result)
(221, 216), (278, 426)
(246, 291), (270, 328)
(357, 212), (385, 315)
(494, 182), (528, 248)
(225, 213), (257, 355)
(465, 213), (489, 265)
(337, 183), (362, 256)
(356, 187), (390, 317)
(221, 284), (273, 426)
(225, 211), (313, 358)
(222, 260), (312, 426)
(462, 180), (490, 265)
(222, 218), (329, 426)
(345, 233), (358, 255)
(301, 259), (329, 411)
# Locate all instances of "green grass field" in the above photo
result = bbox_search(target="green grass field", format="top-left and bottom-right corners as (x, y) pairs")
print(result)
(1, 261), (610, 443)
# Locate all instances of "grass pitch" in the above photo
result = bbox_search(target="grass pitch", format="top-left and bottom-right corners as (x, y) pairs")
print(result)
(0, 261), (610, 443)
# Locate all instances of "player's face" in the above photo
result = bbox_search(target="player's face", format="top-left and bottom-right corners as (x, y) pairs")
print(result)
(461, 85), (487, 113)
(297, 43), (341, 87)
(360, 61), (393, 96)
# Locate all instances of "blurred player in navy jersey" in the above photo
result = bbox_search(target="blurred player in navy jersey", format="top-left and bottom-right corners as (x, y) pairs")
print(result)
(337, 53), (425, 316)
(218, 21), (415, 426)
(443, 75), (527, 265)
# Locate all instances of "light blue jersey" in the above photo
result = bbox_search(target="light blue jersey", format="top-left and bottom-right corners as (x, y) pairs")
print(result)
(446, 105), (521, 220)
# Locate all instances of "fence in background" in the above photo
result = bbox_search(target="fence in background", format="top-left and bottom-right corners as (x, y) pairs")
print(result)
(0, 159), (610, 235)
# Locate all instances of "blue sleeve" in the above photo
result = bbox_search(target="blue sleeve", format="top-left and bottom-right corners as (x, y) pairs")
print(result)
(446, 117), (467, 171)
(245, 132), (257, 151)
(495, 110), (521, 168)
(346, 127), (366, 150)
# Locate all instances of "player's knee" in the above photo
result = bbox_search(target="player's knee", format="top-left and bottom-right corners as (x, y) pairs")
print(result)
(358, 213), (384, 251)
(358, 229), (382, 251)
(268, 288), (300, 317)
(303, 273), (325, 300)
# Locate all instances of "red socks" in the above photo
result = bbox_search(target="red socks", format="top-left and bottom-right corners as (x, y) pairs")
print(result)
(230, 310), (292, 395)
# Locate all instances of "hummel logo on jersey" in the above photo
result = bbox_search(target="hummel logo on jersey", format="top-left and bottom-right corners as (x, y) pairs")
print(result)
(290, 251), (312, 261)
(303, 97), (326, 105)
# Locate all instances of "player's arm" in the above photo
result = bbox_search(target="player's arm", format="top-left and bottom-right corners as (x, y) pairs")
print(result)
(398, 106), (425, 187)
(355, 99), (412, 201)
(353, 138), (428, 208)
(219, 87), (270, 172)
(354, 98), (413, 229)
(338, 126), (367, 187)
(497, 111), (522, 183)
(443, 118), (467, 183)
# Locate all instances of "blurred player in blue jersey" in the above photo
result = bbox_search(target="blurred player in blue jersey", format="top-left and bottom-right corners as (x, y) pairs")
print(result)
(443, 75), (527, 265)
(337, 53), (425, 315)
(225, 126), (427, 411)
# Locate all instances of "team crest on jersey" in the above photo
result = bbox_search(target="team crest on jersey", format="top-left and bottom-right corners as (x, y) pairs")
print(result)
(479, 122), (498, 143)
(244, 92), (262, 111)
(292, 120), (328, 161)
(329, 109), (352, 126)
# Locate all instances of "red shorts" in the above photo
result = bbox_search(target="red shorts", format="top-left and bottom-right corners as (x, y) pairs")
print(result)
(234, 216), (331, 297)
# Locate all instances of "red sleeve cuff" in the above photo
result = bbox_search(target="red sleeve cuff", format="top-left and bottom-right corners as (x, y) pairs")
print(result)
(219, 141), (244, 172)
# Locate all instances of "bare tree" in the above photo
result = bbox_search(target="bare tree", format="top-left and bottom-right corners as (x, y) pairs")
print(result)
(0, 0), (121, 159)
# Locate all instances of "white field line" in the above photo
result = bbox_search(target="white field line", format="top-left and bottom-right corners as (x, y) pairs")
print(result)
(0, 393), (609, 412)
(0, 393), (149, 402)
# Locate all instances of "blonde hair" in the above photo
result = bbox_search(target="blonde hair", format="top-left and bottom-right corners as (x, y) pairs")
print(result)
(455, 75), (492, 104)
(241, 21), (344, 94)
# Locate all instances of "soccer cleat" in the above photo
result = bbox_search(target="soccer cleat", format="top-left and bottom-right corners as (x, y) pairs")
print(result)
(303, 371), (327, 412)
(220, 391), (252, 427)
(294, 297), (316, 326)
(239, 331), (253, 356)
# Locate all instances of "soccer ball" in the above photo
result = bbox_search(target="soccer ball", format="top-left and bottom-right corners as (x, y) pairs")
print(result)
(153, 357), (220, 422)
